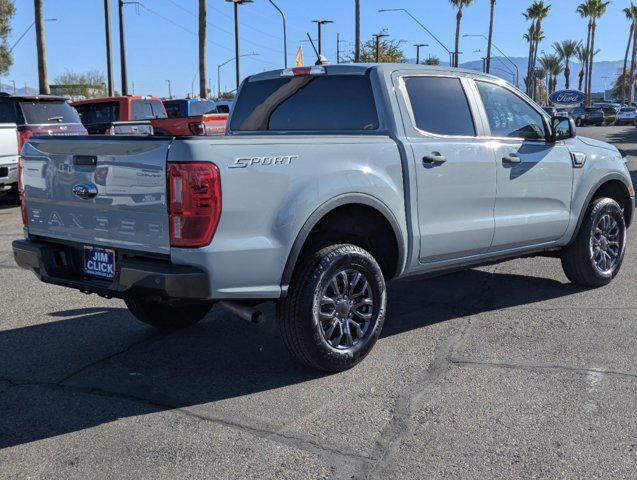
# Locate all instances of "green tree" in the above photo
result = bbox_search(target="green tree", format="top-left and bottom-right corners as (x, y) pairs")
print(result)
(623, 4), (637, 103)
(349, 33), (405, 63)
(553, 40), (580, 89)
(575, 44), (589, 91)
(523, 1), (551, 99)
(424, 56), (441, 66)
(449, 0), (475, 67)
(0, 0), (15, 76)
(51, 70), (106, 98)
(539, 53), (563, 94)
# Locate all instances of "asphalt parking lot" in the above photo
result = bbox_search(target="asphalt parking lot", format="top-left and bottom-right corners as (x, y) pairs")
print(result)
(1, 126), (636, 479)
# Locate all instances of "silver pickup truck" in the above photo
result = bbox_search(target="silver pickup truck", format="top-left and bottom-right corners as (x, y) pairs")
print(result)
(13, 64), (635, 371)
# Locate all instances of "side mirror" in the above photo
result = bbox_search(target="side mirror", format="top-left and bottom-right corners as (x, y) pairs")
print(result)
(551, 116), (576, 141)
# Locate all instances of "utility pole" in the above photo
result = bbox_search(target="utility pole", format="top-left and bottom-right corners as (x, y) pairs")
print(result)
(199, 0), (207, 98)
(104, 0), (114, 96)
(165, 80), (172, 99)
(414, 43), (427, 64)
(34, 0), (50, 94)
(354, 0), (360, 62)
(227, 0), (253, 91)
(373, 33), (389, 63)
(313, 19), (333, 56)
(118, 0), (128, 95)
(337, 33), (348, 63)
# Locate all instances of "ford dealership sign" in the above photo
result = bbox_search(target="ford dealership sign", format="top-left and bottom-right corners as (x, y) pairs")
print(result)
(548, 89), (585, 105)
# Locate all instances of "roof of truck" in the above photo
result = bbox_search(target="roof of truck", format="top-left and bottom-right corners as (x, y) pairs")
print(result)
(247, 63), (506, 84)
(0, 92), (69, 102)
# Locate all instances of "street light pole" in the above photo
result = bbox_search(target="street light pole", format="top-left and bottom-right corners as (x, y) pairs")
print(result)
(9, 18), (57, 54)
(165, 80), (172, 99)
(217, 53), (259, 98)
(354, 0), (361, 62)
(227, 0), (253, 91)
(118, 0), (128, 95)
(313, 20), (333, 56)
(373, 33), (389, 62)
(379, 8), (453, 66)
(267, 0), (287, 68)
(463, 34), (519, 88)
(414, 43), (428, 64)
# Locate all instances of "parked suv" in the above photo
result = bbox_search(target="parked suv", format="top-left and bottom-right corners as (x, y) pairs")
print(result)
(0, 93), (86, 193)
(14, 65), (634, 371)
(570, 106), (604, 126)
(616, 106), (637, 125)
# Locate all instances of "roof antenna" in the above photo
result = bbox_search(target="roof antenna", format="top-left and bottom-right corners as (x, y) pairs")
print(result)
(306, 33), (329, 66)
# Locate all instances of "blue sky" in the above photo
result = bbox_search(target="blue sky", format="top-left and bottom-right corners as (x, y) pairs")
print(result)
(6, 0), (634, 97)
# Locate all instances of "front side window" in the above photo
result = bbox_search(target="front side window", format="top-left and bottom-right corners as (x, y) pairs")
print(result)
(475, 81), (546, 140)
(403, 76), (475, 136)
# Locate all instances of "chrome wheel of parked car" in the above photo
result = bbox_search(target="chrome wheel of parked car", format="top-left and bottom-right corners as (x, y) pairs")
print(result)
(591, 213), (622, 275)
(318, 269), (373, 349)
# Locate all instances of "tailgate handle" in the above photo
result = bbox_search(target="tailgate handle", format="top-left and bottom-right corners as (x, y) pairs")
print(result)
(74, 155), (97, 167)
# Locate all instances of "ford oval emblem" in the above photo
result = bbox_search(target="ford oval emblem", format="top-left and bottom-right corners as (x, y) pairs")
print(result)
(72, 183), (98, 200)
(548, 89), (585, 105)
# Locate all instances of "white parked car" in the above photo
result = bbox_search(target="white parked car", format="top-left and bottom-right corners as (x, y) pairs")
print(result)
(616, 106), (637, 125)
(0, 123), (18, 195)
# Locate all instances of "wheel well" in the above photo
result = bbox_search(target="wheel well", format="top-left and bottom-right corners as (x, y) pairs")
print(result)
(294, 204), (400, 280)
(591, 180), (633, 227)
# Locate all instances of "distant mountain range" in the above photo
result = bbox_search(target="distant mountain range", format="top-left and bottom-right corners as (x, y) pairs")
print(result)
(0, 81), (38, 96)
(411, 56), (623, 93)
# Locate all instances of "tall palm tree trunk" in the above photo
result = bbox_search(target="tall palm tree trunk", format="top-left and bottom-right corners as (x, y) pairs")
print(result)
(630, 21), (637, 102)
(354, 0), (360, 63)
(564, 61), (570, 90)
(486, 0), (495, 73)
(198, 0), (207, 98)
(623, 22), (634, 103)
(454, 8), (463, 67)
(583, 20), (592, 100)
(587, 21), (596, 105)
(526, 24), (536, 95)
(33, 0), (49, 94)
(531, 21), (542, 100)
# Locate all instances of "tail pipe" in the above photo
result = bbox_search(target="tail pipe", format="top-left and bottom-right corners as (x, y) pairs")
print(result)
(219, 301), (264, 324)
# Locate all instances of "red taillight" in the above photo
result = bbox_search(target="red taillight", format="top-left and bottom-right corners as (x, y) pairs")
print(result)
(18, 156), (27, 226)
(189, 122), (207, 136)
(168, 162), (221, 247)
(17, 129), (34, 153)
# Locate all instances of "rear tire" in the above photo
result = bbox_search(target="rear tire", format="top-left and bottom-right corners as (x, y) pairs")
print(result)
(561, 198), (626, 287)
(279, 244), (386, 372)
(125, 297), (214, 329)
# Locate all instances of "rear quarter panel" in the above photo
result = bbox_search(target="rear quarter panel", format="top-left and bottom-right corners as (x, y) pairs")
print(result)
(168, 135), (406, 299)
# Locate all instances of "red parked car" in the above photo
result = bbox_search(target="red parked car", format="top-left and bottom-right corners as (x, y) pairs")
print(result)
(72, 96), (227, 136)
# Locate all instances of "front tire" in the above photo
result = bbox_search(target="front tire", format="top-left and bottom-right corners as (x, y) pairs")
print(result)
(125, 297), (214, 329)
(561, 198), (626, 287)
(279, 244), (387, 372)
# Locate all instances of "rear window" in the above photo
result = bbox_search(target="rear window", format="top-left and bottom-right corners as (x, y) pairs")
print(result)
(131, 100), (166, 120)
(164, 101), (181, 118)
(230, 74), (379, 132)
(75, 101), (120, 125)
(189, 101), (217, 116)
(19, 101), (81, 125)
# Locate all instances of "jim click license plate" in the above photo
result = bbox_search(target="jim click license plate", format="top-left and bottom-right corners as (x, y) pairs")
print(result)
(84, 246), (116, 279)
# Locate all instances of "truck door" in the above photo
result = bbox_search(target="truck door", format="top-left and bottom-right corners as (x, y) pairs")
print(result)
(472, 80), (573, 250)
(397, 74), (497, 263)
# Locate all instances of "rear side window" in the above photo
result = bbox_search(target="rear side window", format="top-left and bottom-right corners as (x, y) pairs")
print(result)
(19, 101), (81, 125)
(475, 81), (545, 140)
(189, 101), (217, 116)
(230, 75), (379, 132)
(164, 101), (181, 118)
(0, 101), (18, 123)
(131, 100), (166, 120)
(403, 76), (475, 136)
(75, 102), (120, 124)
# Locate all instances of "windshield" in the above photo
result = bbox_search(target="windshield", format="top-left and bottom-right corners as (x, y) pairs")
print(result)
(19, 101), (81, 125)
(230, 74), (379, 132)
(189, 100), (218, 116)
(74, 102), (120, 125)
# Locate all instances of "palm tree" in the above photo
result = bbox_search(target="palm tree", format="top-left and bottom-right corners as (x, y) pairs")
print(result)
(576, 44), (589, 91)
(354, 0), (361, 62)
(539, 53), (563, 94)
(553, 40), (580, 89)
(622, 5), (637, 103)
(577, 1), (594, 100)
(449, 0), (475, 67)
(198, 0), (206, 98)
(33, 0), (50, 94)
(486, 0), (496, 73)
(587, 1), (610, 105)
(523, 2), (550, 99)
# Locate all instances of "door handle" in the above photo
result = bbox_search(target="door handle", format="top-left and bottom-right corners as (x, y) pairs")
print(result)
(502, 153), (521, 164)
(423, 152), (447, 165)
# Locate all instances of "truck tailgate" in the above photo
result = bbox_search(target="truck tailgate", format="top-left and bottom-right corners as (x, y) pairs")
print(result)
(21, 137), (172, 254)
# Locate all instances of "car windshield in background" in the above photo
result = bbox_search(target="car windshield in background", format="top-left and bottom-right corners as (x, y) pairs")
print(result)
(131, 100), (167, 120)
(189, 101), (217, 116)
(19, 101), (81, 124)
(230, 74), (379, 132)
(75, 102), (120, 125)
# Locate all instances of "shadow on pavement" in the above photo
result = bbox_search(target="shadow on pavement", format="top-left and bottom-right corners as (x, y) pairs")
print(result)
(0, 268), (585, 450)
(0, 192), (19, 210)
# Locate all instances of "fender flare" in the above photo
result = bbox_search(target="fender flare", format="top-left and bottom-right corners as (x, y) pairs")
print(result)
(569, 173), (633, 243)
(280, 193), (406, 293)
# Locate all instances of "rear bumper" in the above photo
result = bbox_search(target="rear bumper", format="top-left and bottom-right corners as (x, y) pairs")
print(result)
(0, 163), (18, 189)
(12, 239), (211, 300)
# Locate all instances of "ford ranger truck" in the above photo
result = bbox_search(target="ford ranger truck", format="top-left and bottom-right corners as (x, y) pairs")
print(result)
(13, 64), (635, 372)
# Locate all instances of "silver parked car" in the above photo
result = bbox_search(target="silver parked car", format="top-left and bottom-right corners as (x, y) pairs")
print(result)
(14, 64), (635, 371)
